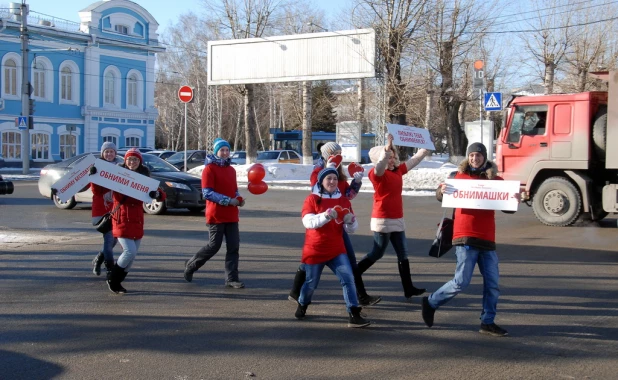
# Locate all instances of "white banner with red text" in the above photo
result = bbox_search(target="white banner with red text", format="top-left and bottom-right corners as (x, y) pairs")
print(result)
(52, 154), (97, 202)
(89, 159), (160, 203)
(441, 179), (520, 211)
(386, 123), (435, 150)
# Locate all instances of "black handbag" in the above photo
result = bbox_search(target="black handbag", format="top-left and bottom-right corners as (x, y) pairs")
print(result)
(428, 209), (454, 258)
(93, 195), (126, 234)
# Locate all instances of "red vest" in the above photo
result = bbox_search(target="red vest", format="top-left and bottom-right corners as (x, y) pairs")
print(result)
(203, 164), (239, 224)
(368, 164), (408, 219)
(301, 195), (351, 264)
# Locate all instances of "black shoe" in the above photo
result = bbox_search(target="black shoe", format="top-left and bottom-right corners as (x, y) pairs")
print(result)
(225, 280), (245, 289)
(348, 306), (370, 328)
(358, 294), (382, 307)
(92, 252), (104, 276)
(421, 296), (436, 327)
(107, 280), (123, 294)
(480, 323), (508, 337)
(295, 304), (308, 320)
(183, 260), (193, 282)
(406, 287), (426, 298)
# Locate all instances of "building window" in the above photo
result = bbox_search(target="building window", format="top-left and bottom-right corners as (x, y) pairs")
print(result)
(61, 66), (72, 101)
(128, 73), (138, 107)
(1, 131), (21, 159)
(125, 136), (140, 147)
(115, 24), (128, 35)
(59, 134), (76, 160)
(104, 71), (115, 105)
(103, 135), (118, 146)
(33, 61), (46, 98)
(4, 59), (17, 96)
(31, 133), (50, 160)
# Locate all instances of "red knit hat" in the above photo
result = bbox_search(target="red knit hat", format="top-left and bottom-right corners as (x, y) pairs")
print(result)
(124, 148), (142, 164)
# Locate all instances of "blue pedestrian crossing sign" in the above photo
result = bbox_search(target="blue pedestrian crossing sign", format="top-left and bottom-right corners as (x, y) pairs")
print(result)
(16, 116), (28, 130)
(484, 92), (502, 111)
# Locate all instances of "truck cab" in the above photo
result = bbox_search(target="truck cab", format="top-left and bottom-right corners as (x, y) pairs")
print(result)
(496, 77), (616, 226)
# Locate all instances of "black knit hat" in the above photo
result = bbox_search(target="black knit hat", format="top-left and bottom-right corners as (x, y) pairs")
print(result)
(317, 167), (339, 193)
(466, 142), (487, 162)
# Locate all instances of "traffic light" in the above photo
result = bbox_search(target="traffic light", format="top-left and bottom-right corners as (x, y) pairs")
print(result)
(29, 98), (35, 115)
(473, 60), (484, 90)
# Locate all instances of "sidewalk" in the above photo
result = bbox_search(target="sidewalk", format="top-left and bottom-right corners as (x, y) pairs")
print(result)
(0, 167), (41, 181)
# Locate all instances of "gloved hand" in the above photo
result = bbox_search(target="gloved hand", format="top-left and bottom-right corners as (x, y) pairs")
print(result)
(229, 198), (240, 207)
(149, 190), (160, 199)
(343, 213), (356, 225)
(325, 208), (338, 220)
(50, 188), (58, 196)
(353, 171), (363, 183)
(89, 166), (97, 175)
(237, 196), (245, 207)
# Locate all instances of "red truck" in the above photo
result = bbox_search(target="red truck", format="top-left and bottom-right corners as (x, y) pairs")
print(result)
(496, 71), (617, 226)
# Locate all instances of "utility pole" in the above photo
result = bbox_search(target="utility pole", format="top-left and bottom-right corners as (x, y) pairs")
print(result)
(20, 0), (30, 174)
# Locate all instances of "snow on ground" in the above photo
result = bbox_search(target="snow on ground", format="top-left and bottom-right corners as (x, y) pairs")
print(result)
(187, 154), (457, 196)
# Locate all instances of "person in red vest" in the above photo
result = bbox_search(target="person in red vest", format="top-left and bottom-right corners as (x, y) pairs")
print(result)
(183, 138), (246, 289)
(421, 142), (519, 337)
(90, 141), (118, 277)
(105, 148), (166, 294)
(355, 133), (429, 300)
(296, 166), (370, 328)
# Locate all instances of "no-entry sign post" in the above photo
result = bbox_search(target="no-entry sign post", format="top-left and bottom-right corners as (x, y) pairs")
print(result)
(178, 85), (194, 171)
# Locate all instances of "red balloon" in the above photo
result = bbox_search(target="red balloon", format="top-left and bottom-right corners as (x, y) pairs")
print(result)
(248, 164), (266, 183)
(248, 181), (268, 195)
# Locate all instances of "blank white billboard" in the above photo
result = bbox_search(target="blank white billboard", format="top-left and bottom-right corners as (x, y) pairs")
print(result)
(207, 29), (375, 85)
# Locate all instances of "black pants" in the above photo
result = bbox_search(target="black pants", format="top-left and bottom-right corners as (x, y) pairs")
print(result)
(188, 222), (240, 282)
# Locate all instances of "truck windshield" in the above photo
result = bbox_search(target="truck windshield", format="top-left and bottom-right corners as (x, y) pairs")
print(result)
(508, 105), (548, 142)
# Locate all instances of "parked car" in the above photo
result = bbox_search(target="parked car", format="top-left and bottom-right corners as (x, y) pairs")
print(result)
(38, 153), (205, 215)
(147, 150), (176, 160)
(0, 153), (5, 167)
(0, 173), (14, 195)
(166, 150), (207, 171)
(230, 151), (246, 165)
(256, 150), (302, 164)
(312, 152), (320, 165)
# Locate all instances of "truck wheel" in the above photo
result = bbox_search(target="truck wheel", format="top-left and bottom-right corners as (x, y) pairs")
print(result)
(53, 195), (77, 210)
(592, 105), (607, 161)
(532, 177), (582, 226)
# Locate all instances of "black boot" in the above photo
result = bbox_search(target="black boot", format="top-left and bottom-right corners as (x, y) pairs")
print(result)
(398, 259), (425, 298)
(354, 267), (381, 306)
(288, 268), (306, 303)
(421, 296), (436, 327)
(92, 252), (104, 276)
(357, 257), (376, 274)
(104, 260), (114, 276)
(295, 303), (309, 320)
(107, 264), (128, 294)
(348, 306), (370, 328)
(183, 259), (194, 282)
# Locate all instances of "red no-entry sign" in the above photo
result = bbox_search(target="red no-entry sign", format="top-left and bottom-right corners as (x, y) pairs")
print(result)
(178, 85), (194, 103)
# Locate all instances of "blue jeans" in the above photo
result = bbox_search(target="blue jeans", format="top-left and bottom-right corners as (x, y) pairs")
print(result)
(102, 231), (117, 262)
(116, 238), (141, 271)
(365, 231), (408, 262)
(299, 231), (357, 271)
(299, 254), (358, 312)
(428, 245), (500, 324)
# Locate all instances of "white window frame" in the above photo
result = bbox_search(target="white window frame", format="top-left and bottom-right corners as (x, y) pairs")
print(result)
(0, 127), (22, 160)
(126, 69), (143, 109)
(125, 136), (140, 147)
(59, 134), (77, 160)
(115, 24), (129, 35)
(103, 66), (121, 108)
(2, 53), (22, 100)
(58, 60), (80, 105)
(103, 135), (118, 146)
(31, 56), (53, 102)
(30, 132), (51, 161)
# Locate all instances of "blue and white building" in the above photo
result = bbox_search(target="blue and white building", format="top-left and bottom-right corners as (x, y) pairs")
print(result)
(0, 0), (164, 167)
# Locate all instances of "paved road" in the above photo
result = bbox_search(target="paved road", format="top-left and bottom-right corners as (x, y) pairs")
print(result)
(1, 182), (617, 379)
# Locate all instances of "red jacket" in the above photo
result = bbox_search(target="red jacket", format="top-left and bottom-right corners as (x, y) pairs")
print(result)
(203, 163), (239, 224)
(91, 183), (113, 218)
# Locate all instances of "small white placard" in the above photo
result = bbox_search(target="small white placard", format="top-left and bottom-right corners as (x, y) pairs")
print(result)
(89, 159), (160, 203)
(52, 154), (97, 202)
(386, 123), (436, 150)
(442, 179), (520, 211)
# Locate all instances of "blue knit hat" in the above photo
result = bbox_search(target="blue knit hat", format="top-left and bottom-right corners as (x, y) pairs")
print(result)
(213, 138), (231, 156)
(317, 166), (339, 193)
